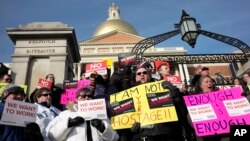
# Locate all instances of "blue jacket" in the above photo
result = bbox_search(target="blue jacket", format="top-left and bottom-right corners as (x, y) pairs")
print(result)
(0, 102), (25, 141)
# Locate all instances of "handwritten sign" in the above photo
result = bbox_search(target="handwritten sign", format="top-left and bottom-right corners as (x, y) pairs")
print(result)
(78, 99), (107, 120)
(60, 80), (91, 105)
(110, 81), (178, 129)
(77, 80), (90, 89)
(183, 87), (250, 136)
(38, 78), (52, 89)
(60, 89), (77, 105)
(0, 100), (38, 127)
(216, 85), (243, 91)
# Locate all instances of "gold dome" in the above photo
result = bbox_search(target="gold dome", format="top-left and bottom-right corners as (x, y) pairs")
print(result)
(93, 3), (138, 37)
(93, 19), (138, 37)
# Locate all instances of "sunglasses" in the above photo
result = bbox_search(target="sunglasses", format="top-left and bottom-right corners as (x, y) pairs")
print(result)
(78, 94), (92, 98)
(136, 71), (148, 76)
(41, 93), (51, 97)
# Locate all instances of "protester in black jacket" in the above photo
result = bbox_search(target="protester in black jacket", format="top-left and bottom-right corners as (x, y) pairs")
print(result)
(0, 84), (43, 141)
(130, 64), (185, 141)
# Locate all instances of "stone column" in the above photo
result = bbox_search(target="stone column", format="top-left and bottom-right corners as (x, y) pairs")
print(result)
(7, 22), (80, 94)
(183, 64), (190, 85)
(11, 57), (30, 85)
(178, 64), (185, 82)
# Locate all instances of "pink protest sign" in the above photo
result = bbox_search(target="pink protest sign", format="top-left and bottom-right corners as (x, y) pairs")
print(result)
(183, 87), (250, 136)
(60, 80), (91, 105)
(60, 89), (77, 105)
(77, 80), (90, 89)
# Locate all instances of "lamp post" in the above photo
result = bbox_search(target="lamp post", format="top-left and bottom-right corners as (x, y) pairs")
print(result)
(131, 10), (250, 63)
(129, 10), (250, 84)
(179, 10), (200, 48)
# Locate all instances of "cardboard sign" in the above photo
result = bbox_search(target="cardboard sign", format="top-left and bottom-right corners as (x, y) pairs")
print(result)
(110, 81), (178, 130)
(78, 99), (107, 120)
(38, 78), (52, 89)
(183, 87), (250, 137)
(85, 62), (107, 77)
(0, 100), (38, 127)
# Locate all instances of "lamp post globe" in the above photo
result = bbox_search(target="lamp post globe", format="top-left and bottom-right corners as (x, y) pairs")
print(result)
(179, 10), (199, 48)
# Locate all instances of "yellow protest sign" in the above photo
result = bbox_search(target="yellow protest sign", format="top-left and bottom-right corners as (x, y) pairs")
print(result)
(101, 58), (113, 69)
(0, 83), (8, 95)
(19, 85), (27, 94)
(110, 81), (178, 130)
(0, 83), (28, 96)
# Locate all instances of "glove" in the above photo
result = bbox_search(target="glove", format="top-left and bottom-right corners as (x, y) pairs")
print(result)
(24, 122), (43, 141)
(161, 81), (176, 91)
(68, 116), (85, 127)
(131, 122), (140, 133)
(161, 81), (180, 98)
(90, 118), (105, 133)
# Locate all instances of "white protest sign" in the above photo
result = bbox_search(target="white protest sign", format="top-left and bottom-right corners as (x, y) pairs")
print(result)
(223, 97), (250, 116)
(187, 104), (217, 122)
(0, 100), (38, 127)
(78, 99), (107, 120)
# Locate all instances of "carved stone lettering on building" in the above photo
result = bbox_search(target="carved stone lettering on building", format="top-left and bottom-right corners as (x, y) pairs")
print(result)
(28, 40), (56, 44)
(143, 54), (248, 64)
(26, 49), (55, 54)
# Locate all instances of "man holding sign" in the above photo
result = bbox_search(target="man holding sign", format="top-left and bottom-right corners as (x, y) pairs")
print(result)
(46, 87), (119, 141)
(117, 63), (185, 141)
(0, 84), (43, 141)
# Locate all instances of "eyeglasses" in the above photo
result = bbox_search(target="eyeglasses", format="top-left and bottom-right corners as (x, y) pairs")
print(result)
(41, 93), (51, 97)
(78, 94), (92, 98)
(136, 71), (148, 76)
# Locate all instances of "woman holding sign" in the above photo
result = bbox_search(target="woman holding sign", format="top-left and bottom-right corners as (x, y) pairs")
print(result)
(46, 87), (119, 141)
(190, 76), (228, 141)
(0, 84), (43, 141)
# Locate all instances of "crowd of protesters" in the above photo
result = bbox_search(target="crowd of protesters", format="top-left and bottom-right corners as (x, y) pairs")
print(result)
(1, 61), (250, 141)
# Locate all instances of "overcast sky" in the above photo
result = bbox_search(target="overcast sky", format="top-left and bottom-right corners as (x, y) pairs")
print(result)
(1, 0), (250, 62)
